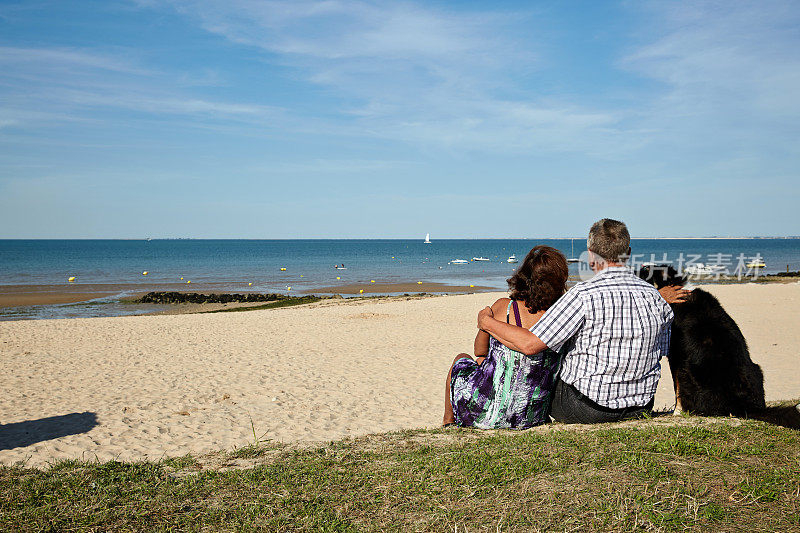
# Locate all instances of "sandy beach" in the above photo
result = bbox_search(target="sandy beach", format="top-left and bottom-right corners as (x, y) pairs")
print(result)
(1, 283), (799, 468)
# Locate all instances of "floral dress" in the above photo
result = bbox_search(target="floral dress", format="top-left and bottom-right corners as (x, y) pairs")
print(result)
(450, 301), (561, 429)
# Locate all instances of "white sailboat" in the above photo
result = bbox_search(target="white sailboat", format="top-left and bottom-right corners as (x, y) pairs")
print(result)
(424, 233), (431, 244)
(567, 238), (579, 263)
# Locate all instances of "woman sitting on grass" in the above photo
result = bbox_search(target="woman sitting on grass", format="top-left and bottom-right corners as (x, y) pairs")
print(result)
(443, 245), (567, 429)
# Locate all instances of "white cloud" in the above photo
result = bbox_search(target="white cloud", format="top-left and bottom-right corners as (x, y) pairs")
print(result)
(0, 46), (152, 76)
(5, 0), (800, 163)
(140, 0), (637, 155)
(0, 45), (282, 129)
(622, 1), (800, 147)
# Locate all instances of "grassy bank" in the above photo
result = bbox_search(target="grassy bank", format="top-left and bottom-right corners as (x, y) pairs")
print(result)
(1, 417), (798, 531)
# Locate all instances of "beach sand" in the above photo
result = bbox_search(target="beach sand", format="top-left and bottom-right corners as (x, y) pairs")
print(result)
(1, 284), (798, 468)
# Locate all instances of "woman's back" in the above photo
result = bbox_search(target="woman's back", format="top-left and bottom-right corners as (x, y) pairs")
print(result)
(452, 299), (561, 429)
(444, 245), (569, 429)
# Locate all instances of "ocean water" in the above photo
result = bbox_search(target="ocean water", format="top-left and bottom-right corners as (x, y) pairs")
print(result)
(1, 238), (799, 319)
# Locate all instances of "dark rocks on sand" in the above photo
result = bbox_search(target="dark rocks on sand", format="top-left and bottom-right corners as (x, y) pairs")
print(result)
(772, 270), (800, 277)
(136, 292), (289, 304)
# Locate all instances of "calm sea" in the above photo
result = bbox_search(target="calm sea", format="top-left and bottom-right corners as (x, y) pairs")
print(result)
(2, 238), (799, 319)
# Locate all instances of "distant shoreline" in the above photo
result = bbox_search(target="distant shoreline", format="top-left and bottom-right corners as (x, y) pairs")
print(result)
(1, 236), (798, 241)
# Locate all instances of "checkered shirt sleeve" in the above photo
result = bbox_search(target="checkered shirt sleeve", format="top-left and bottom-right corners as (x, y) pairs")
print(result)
(529, 287), (585, 352)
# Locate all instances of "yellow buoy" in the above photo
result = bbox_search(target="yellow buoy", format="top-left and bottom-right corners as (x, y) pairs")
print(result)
(287, 286), (291, 291)
(417, 281), (423, 284)
(68, 276), (76, 282)
(300, 275), (303, 277)
(187, 280), (191, 284)
(370, 280), (375, 283)
(359, 289), (364, 294)
(280, 267), (287, 271)
(142, 271), (148, 276)
(248, 282), (252, 286)
(180, 277), (184, 280)
(470, 284), (474, 287)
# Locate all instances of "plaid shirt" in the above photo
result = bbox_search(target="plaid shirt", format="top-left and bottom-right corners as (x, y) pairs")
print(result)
(530, 266), (673, 409)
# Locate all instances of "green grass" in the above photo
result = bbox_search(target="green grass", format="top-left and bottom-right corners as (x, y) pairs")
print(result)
(1, 419), (798, 531)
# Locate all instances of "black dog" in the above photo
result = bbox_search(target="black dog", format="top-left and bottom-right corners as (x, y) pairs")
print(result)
(637, 265), (767, 416)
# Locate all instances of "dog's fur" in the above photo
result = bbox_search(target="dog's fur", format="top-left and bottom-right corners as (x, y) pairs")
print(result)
(637, 265), (767, 416)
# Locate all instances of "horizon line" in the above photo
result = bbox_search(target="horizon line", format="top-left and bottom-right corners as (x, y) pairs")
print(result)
(1, 236), (799, 241)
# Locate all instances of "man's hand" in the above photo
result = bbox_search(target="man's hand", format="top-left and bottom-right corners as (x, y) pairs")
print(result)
(658, 284), (691, 304)
(477, 306), (494, 330)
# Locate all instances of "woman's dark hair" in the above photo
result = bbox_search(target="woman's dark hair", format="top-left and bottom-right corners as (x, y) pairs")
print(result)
(507, 245), (568, 313)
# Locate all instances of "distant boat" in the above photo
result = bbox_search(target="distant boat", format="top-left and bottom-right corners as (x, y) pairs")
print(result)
(746, 259), (766, 269)
(450, 259), (469, 264)
(567, 238), (579, 263)
(334, 264), (347, 270)
(424, 233), (431, 244)
(685, 263), (725, 276)
(472, 257), (490, 262)
(507, 255), (518, 263)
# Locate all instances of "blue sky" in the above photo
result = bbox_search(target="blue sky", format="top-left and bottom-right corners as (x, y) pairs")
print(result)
(1, 0), (798, 238)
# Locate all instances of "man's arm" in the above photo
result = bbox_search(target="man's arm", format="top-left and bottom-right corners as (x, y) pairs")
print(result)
(477, 307), (548, 356)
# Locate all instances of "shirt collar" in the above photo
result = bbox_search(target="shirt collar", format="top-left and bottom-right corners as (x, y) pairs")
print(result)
(596, 265), (633, 276)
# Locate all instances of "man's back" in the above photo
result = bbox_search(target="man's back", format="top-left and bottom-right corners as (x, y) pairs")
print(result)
(530, 266), (673, 409)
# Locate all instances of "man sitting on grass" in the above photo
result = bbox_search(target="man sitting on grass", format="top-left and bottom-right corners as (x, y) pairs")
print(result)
(479, 218), (684, 423)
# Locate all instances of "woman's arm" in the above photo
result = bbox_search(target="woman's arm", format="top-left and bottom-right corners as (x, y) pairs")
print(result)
(474, 329), (490, 357)
(474, 298), (509, 356)
(475, 298), (511, 357)
(477, 306), (548, 356)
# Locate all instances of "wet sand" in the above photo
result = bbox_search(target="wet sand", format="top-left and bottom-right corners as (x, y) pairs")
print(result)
(0, 289), (116, 308)
(0, 283), (169, 308)
(0, 281), (494, 309)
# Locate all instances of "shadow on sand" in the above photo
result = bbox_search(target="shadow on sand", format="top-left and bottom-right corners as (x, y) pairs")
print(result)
(0, 412), (98, 450)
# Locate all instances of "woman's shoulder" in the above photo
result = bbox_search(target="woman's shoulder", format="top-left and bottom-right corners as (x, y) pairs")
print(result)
(491, 297), (512, 313)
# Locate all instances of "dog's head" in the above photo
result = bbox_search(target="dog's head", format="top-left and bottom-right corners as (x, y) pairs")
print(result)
(637, 264), (685, 288)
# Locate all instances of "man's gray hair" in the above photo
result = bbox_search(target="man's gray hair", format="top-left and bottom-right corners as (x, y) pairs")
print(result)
(587, 218), (630, 263)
